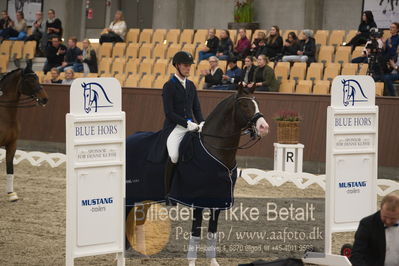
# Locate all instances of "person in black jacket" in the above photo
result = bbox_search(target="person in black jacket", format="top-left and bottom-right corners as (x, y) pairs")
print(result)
(216, 29), (233, 61)
(78, 39), (98, 73)
(346, 10), (377, 50)
(199, 28), (219, 61)
(254, 38), (268, 58)
(265, 25), (283, 61)
(282, 30), (316, 63)
(202, 56), (223, 89)
(43, 36), (66, 74)
(241, 56), (255, 84)
(350, 193), (399, 266)
(282, 32), (300, 57)
(162, 51), (205, 195)
(58, 36), (83, 72)
(41, 9), (62, 51)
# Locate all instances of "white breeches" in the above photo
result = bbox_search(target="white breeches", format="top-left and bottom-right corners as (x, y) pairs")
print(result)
(167, 124), (189, 163)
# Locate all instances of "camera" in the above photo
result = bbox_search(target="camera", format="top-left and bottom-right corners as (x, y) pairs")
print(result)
(369, 27), (383, 39)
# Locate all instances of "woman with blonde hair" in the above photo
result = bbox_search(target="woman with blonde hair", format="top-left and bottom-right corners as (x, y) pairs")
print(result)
(78, 39), (98, 73)
(247, 54), (279, 92)
(265, 25), (283, 61)
(99, 10), (127, 44)
(62, 68), (75, 85)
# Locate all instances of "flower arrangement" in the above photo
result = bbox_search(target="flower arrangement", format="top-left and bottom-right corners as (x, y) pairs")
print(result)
(234, 0), (254, 23)
(273, 110), (302, 122)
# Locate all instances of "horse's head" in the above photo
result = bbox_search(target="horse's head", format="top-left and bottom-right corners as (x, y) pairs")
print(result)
(342, 79), (368, 107)
(82, 82), (92, 113)
(234, 83), (269, 138)
(19, 60), (48, 106)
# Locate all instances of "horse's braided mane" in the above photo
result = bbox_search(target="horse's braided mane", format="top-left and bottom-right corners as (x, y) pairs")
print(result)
(205, 93), (236, 122)
(0, 68), (22, 83)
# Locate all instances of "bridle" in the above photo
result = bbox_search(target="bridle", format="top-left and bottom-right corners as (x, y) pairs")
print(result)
(0, 70), (43, 108)
(200, 95), (265, 150)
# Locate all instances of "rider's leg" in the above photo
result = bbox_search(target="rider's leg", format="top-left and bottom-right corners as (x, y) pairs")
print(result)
(188, 208), (203, 265)
(207, 209), (221, 266)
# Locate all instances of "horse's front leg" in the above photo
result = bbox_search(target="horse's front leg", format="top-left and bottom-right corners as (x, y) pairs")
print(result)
(206, 209), (221, 266)
(5, 142), (18, 202)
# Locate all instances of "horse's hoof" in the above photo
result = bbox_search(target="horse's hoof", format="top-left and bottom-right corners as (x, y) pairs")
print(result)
(7, 192), (18, 202)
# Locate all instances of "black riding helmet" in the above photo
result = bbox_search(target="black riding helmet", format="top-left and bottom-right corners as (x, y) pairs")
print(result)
(172, 51), (194, 67)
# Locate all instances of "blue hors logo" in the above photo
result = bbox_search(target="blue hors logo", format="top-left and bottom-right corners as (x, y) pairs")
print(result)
(338, 181), (367, 188)
(82, 82), (113, 113)
(342, 79), (368, 106)
(81, 197), (113, 206)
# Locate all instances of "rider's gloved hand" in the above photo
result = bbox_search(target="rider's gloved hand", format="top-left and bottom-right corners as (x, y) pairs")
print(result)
(187, 121), (199, 131)
(198, 121), (205, 132)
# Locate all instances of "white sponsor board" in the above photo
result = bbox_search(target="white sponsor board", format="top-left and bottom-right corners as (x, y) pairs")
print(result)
(66, 78), (125, 265)
(325, 76), (378, 254)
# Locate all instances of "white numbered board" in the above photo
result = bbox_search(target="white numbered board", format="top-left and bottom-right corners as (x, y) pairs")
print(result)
(325, 76), (378, 253)
(66, 78), (125, 265)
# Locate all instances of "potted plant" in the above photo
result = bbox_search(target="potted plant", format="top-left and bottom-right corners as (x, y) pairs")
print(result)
(273, 110), (302, 144)
(228, 0), (259, 31)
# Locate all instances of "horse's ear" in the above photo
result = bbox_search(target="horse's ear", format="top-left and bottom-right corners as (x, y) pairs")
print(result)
(247, 84), (256, 94)
(237, 82), (245, 94)
(24, 59), (33, 73)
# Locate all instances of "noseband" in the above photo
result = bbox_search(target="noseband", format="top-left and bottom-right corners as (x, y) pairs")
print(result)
(235, 96), (265, 140)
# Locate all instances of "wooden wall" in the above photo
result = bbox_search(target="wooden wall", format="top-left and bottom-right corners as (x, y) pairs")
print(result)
(16, 85), (399, 167)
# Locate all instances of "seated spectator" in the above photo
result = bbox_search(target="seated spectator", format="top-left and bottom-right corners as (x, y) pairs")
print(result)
(282, 30), (316, 63)
(43, 9), (62, 46)
(199, 28), (219, 61)
(45, 67), (62, 84)
(350, 193), (399, 266)
(345, 11), (377, 50)
(78, 39), (98, 73)
(253, 38), (268, 58)
(282, 32), (300, 57)
(213, 57), (242, 90)
(234, 28), (251, 59)
(57, 37), (83, 73)
(248, 54), (279, 92)
(381, 57), (399, 96)
(383, 22), (399, 60)
(241, 56), (255, 84)
(99, 10), (127, 44)
(25, 11), (46, 56)
(351, 29), (384, 64)
(265, 25), (283, 61)
(0, 11), (27, 41)
(250, 31), (266, 56)
(216, 29), (233, 61)
(62, 68), (75, 85)
(43, 36), (66, 74)
(201, 56), (223, 89)
(0, 11), (12, 34)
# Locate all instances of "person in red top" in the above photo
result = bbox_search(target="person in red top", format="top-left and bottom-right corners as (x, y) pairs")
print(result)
(234, 28), (251, 59)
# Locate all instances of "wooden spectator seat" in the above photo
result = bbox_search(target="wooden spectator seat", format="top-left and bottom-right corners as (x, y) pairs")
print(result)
(35, 71), (44, 83)
(126, 43), (140, 60)
(22, 41), (36, 59)
(125, 75), (139, 87)
(112, 42), (127, 58)
(282, 30), (298, 41)
(138, 29), (153, 43)
(111, 58), (126, 75)
(358, 63), (368, 75)
(138, 43), (154, 59)
(86, 73), (98, 78)
(139, 74), (156, 88)
(99, 72), (113, 77)
(166, 43), (183, 59)
(313, 80), (330, 94)
(267, 61), (275, 69)
(193, 29), (208, 45)
(306, 63), (324, 81)
(314, 30), (329, 46)
(323, 63), (341, 81)
(152, 29), (167, 44)
(341, 63), (358, 75)
(90, 43), (100, 53)
(98, 57), (113, 74)
(114, 73), (127, 85)
(0, 55), (8, 73)
(179, 29), (194, 44)
(345, 30), (357, 44)
(351, 46), (365, 60)
(196, 60), (210, 75)
(318, 45), (335, 64)
(383, 30), (391, 40)
(153, 59), (168, 75)
(166, 63), (176, 75)
(166, 29), (181, 43)
(375, 82), (384, 96)
(279, 79), (296, 93)
(153, 74), (170, 88)
(125, 28), (140, 43)
(11, 41), (24, 59)
(245, 29), (252, 41)
(98, 42), (113, 59)
(328, 30), (345, 46)
(228, 29), (237, 43)
(289, 62), (307, 81)
(182, 43), (196, 56)
(75, 72), (84, 78)
(335, 46), (351, 64)
(274, 62), (290, 81)
(0, 40), (13, 57)
(138, 58), (155, 75)
(295, 80), (313, 94)
(153, 43), (167, 59)
(237, 60), (243, 68)
(218, 60), (227, 72)
(76, 41), (83, 50)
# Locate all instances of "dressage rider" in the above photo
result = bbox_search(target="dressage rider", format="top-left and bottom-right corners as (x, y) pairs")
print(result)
(163, 51), (205, 195)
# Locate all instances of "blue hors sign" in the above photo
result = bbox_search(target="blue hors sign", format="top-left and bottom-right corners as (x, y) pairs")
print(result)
(331, 75), (375, 108)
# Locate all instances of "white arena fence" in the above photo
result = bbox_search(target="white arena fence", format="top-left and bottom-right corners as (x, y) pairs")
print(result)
(0, 149), (398, 196)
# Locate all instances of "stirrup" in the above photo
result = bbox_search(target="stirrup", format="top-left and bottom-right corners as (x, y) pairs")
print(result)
(7, 192), (18, 202)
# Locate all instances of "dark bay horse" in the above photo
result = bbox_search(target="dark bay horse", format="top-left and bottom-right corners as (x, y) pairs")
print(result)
(125, 84), (268, 265)
(0, 62), (48, 202)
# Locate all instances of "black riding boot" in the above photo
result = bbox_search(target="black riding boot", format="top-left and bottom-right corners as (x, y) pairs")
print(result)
(164, 158), (177, 205)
